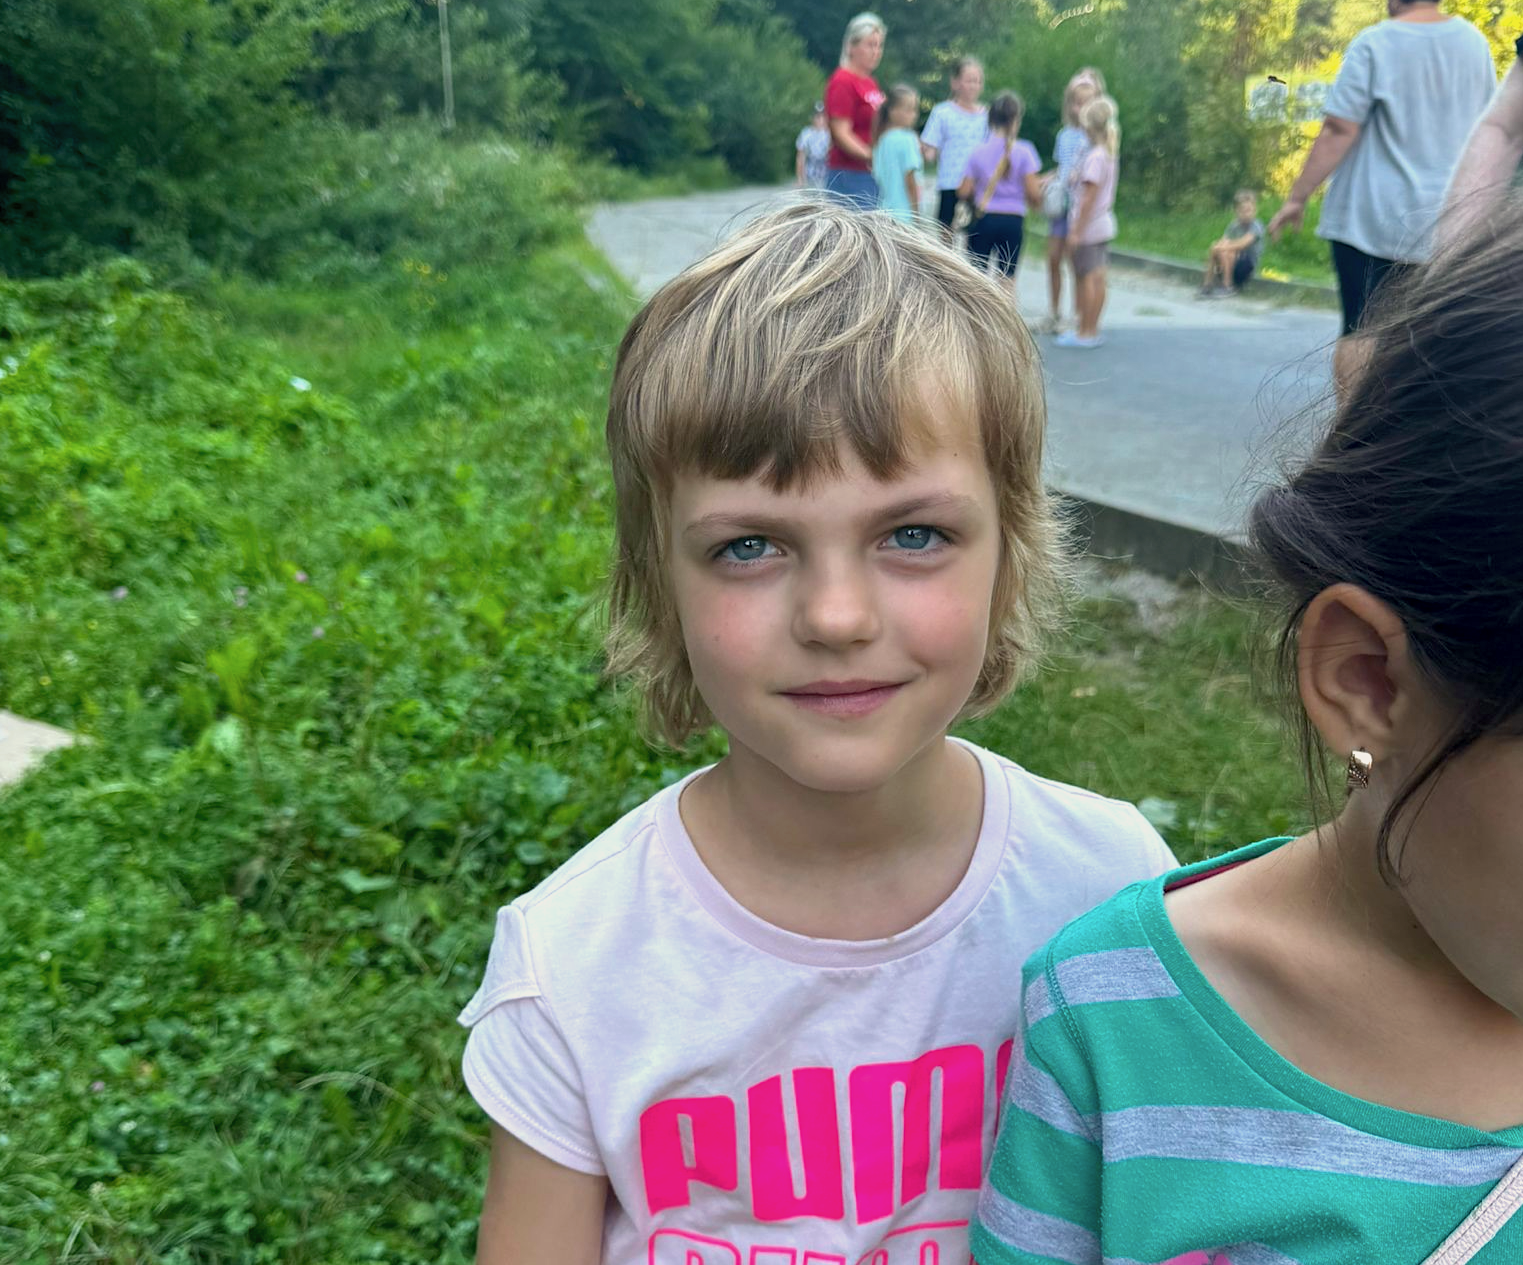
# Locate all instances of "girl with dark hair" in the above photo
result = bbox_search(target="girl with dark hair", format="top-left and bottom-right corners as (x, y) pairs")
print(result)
(957, 91), (1044, 299)
(972, 199), (1523, 1264)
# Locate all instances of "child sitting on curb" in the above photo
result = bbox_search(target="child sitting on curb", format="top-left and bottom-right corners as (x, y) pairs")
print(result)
(1198, 189), (1266, 298)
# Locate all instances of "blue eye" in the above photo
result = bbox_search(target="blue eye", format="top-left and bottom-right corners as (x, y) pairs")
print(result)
(890, 525), (944, 551)
(718, 536), (773, 563)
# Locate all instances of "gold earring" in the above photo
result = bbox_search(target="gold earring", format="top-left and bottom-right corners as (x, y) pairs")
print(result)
(1346, 748), (1373, 791)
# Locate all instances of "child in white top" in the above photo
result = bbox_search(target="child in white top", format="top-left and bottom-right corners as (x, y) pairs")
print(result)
(921, 57), (989, 239)
(458, 203), (1176, 1265)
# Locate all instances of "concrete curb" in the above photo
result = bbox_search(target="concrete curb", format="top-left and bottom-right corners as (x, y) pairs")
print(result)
(1058, 493), (1256, 594)
(1027, 227), (1339, 308)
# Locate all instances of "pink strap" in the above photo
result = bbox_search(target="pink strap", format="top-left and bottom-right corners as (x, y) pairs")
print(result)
(1421, 1153), (1523, 1265)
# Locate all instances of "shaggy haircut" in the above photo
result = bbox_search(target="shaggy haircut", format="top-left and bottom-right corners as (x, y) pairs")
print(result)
(605, 200), (1066, 749)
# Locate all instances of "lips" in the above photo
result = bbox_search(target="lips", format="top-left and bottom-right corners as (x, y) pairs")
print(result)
(779, 680), (906, 718)
(783, 679), (902, 696)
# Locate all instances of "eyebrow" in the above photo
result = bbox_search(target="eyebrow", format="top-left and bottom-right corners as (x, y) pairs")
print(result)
(681, 492), (985, 539)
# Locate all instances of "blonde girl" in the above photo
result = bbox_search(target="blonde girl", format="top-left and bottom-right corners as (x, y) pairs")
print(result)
(460, 203), (1174, 1265)
(1041, 72), (1103, 334)
(1055, 94), (1119, 350)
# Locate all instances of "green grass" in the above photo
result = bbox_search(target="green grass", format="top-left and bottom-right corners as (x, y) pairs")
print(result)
(1, 233), (1304, 1260)
(1117, 195), (1335, 287)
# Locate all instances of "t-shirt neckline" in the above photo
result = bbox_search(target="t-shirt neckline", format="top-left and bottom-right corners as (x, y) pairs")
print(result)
(656, 737), (1008, 968)
(1143, 839), (1523, 1148)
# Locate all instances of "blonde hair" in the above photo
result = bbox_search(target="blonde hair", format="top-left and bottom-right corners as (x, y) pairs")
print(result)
(1071, 66), (1107, 92)
(1062, 76), (1100, 127)
(1081, 94), (1120, 156)
(839, 12), (886, 68)
(605, 201), (1068, 749)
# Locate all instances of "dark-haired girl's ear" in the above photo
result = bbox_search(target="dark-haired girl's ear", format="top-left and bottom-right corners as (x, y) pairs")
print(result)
(1296, 583), (1414, 764)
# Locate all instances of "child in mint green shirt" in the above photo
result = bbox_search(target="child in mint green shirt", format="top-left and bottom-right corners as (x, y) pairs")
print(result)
(872, 84), (923, 222)
(974, 203), (1523, 1264)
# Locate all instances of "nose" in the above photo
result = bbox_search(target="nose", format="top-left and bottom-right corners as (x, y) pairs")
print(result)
(791, 558), (881, 649)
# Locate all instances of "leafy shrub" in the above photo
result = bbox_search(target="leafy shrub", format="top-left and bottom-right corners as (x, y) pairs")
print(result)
(218, 123), (584, 281)
(0, 244), (721, 1261)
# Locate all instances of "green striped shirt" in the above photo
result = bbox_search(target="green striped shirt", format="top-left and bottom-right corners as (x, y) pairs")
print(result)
(972, 837), (1523, 1265)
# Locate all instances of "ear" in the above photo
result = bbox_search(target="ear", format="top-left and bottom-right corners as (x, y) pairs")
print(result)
(1296, 583), (1417, 761)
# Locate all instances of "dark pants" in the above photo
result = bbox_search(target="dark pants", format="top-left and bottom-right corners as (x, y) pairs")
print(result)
(937, 189), (961, 228)
(1330, 239), (1412, 337)
(967, 213), (1026, 276)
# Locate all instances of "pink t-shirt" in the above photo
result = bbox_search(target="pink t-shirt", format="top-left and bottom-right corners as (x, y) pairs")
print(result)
(1075, 144), (1119, 244)
(457, 738), (1175, 1264)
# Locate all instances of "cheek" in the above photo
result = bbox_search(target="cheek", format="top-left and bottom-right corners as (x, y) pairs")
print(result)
(672, 573), (775, 676)
(900, 555), (1000, 660)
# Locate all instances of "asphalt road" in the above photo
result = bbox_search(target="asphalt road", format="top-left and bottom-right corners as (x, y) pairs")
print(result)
(588, 186), (1337, 542)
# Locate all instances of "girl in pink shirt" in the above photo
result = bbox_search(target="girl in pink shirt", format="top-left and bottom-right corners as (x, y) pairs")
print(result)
(1055, 95), (1120, 350)
(459, 202), (1175, 1265)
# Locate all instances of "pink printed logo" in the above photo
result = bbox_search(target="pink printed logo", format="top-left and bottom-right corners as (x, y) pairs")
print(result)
(750, 1070), (844, 1221)
(648, 1222), (968, 1264)
(849, 1046), (984, 1223)
(639, 1041), (1013, 1226)
(641, 1097), (740, 1215)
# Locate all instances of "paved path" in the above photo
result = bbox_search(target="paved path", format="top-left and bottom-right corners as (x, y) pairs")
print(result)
(0, 710), (75, 789)
(588, 186), (1336, 542)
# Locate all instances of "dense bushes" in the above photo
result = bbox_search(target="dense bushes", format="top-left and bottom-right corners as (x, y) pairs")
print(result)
(0, 245), (720, 1261)
(0, 0), (822, 277)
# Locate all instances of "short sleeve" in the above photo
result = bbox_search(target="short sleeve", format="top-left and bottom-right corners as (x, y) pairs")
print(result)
(971, 955), (1102, 1264)
(458, 905), (604, 1175)
(1324, 32), (1375, 125)
(964, 146), (987, 188)
(1017, 142), (1039, 177)
(905, 132), (924, 172)
(1078, 148), (1105, 185)
(922, 105), (946, 150)
(796, 128), (810, 151)
(825, 71), (855, 121)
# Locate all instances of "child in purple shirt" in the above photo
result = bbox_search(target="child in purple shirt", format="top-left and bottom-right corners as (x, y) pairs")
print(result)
(957, 91), (1046, 299)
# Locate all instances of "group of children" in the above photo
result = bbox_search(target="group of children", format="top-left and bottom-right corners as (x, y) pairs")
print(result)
(461, 49), (1523, 1265)
(796, 61), (1122, 347)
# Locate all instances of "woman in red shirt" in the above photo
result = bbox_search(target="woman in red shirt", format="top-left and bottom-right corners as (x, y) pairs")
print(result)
(824, 12), (886, 210)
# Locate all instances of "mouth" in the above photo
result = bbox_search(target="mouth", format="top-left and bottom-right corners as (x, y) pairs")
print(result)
(778, 680), (906, 718)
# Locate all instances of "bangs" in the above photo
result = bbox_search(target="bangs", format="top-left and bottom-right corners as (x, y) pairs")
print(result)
(613, 203), (1022, 495)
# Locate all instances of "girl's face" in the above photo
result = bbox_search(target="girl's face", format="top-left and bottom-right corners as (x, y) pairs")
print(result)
(849, 28), (884, 74)
(890, 95), (917, 129)
(953, 65), (984, 103)
(667, 412), (1001, 797)
(1069, 84), (1097, 124)
(812, 111), (827, 130)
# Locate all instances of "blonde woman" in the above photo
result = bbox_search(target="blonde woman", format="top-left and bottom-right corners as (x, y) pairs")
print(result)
(1041, 71), (1103, 334)
(823, 12), (888, 210)
(1055, 94), (1119, 349)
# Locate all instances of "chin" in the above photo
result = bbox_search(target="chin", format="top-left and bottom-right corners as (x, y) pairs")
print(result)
(741, 722), (950, 797)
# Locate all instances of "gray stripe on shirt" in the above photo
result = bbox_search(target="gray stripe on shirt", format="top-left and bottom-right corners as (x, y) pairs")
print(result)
(977, 1185), (1100, 1264)
(1056, 947), (1182, 1009)
(1101, 1104), (1523, 1187)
